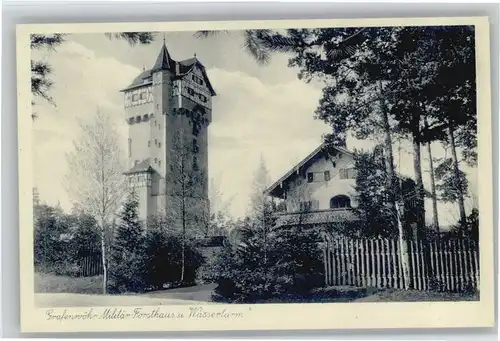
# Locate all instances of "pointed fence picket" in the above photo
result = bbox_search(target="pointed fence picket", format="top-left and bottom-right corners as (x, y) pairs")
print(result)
(322, 234), (479, 293)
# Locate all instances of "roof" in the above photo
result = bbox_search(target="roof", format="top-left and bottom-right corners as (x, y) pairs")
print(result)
(123, 159), (155, 175)
(274, 209), (360, 227)
(265, 143), (354, 198)
(151, 43), (174, 72)
(121, 43), (216, 96)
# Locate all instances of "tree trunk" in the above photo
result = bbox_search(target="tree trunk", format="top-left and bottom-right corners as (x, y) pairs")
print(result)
(426, 142), (440, 235)
(100, 221), (107, 295)
(180, 191), (186, 284)
(379, 95), (410, 288)
(447, 125), (467, 227)
(412, 130), (435, 287)
(423, 118), (439, 235)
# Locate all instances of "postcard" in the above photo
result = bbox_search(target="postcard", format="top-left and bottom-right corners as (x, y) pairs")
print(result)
(17, 16), (494, 333)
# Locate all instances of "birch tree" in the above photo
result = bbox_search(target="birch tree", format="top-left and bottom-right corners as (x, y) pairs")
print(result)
(165, 118), (208, 284)
(64, 110), (127, 294)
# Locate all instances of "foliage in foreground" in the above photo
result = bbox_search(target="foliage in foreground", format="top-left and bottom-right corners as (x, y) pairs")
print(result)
(204, 222), (324, 303)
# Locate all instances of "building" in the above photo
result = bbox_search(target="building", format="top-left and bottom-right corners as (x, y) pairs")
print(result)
(265, 143), (361, 229)
(121, 40), (216, 232)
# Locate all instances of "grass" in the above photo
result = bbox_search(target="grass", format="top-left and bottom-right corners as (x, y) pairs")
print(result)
(35, 272), (103, 295)
(355, 287), (480, 302)
(221, 286), (479, 304)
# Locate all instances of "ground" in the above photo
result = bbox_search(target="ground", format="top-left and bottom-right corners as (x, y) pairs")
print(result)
(35, 273), (216, 307)
(34, 273), (479, 307)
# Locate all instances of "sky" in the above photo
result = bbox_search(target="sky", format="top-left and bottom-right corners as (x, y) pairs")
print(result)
(31, 30), (478, 227)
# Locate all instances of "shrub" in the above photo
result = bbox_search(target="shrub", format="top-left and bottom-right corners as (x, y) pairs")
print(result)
(207, 221), (324, 303)
(143, 228), (205, 290)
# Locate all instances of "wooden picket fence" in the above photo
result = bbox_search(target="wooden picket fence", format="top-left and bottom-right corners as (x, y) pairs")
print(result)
(322, 235), (479, 292)
(79, 253), (103, 277)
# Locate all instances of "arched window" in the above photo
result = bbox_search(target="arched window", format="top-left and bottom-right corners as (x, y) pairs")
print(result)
(330, 195), (351, 209)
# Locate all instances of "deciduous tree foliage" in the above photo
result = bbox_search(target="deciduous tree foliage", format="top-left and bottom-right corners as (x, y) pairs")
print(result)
(65, 109), (127, 294)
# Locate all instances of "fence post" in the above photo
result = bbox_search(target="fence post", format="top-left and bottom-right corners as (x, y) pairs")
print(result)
(395, 202), (410, 290)
(322, 232), (330, 286)
(360, 239), (366, 287)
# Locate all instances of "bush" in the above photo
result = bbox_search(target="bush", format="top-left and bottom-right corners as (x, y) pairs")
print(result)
(206, 222), (324, 303)
(143, 228), (205, 290)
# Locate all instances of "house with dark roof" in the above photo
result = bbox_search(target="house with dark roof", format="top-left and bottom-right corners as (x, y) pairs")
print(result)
(265, 143), (362, 229)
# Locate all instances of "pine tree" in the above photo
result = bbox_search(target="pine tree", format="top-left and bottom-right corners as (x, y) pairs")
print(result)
(108, 191), (145, 293)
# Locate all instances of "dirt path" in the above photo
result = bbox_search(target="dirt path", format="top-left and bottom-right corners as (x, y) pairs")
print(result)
(35, 283), (218, 308)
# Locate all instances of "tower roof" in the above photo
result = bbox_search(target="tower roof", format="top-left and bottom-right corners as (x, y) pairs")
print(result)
(151, 41), (174, 72)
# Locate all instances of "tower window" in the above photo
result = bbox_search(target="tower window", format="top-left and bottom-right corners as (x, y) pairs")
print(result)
(158, 160), (161, 167)
(154, 120), (157, 126)
(148, 141), (151, 147)
(324, 171), (331, 181)
(158, 124), (161, 130)
(154, 158), (158, 164)
(192, 123), (200, 137)
(199, 94), (207, 103)
(158, 142), (161, 148)
(155, 139), (158, 146)
(187, 87), (195, 96)
(192, 139), (199, 153)
(192, 74), (204, 85)
(128, 138), (132, 157)
(135, 116), (141, 123)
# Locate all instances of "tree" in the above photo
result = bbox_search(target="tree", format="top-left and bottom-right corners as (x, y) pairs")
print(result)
(64, 109), (127, 294)
(352, 146), (398, 238)
(33, 204), (69, 272)
(70, 211), (102, 274)
(165, 108), (209, 283)
(108, 191), (146, 293)
(247, 155), (275, 264)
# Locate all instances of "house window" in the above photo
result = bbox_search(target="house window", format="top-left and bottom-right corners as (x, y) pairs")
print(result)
(340, 168), (357, 179)
(148, 140), (151, 147)
(128, 138), (132, 157)
(299, 201), (312, 211)
(307, 172), (314, 183)
(155, 139), (158, 146)
(187, 87), (195, 96)
(324, 171), (331, 181)
(154, 158), (158, 164)
(135, 115), (141, 123)
(330, 195), (351, 209)
(158, 160), (161, 167)
(158, 142), (161, 148)
(199, 94), (207, 103)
